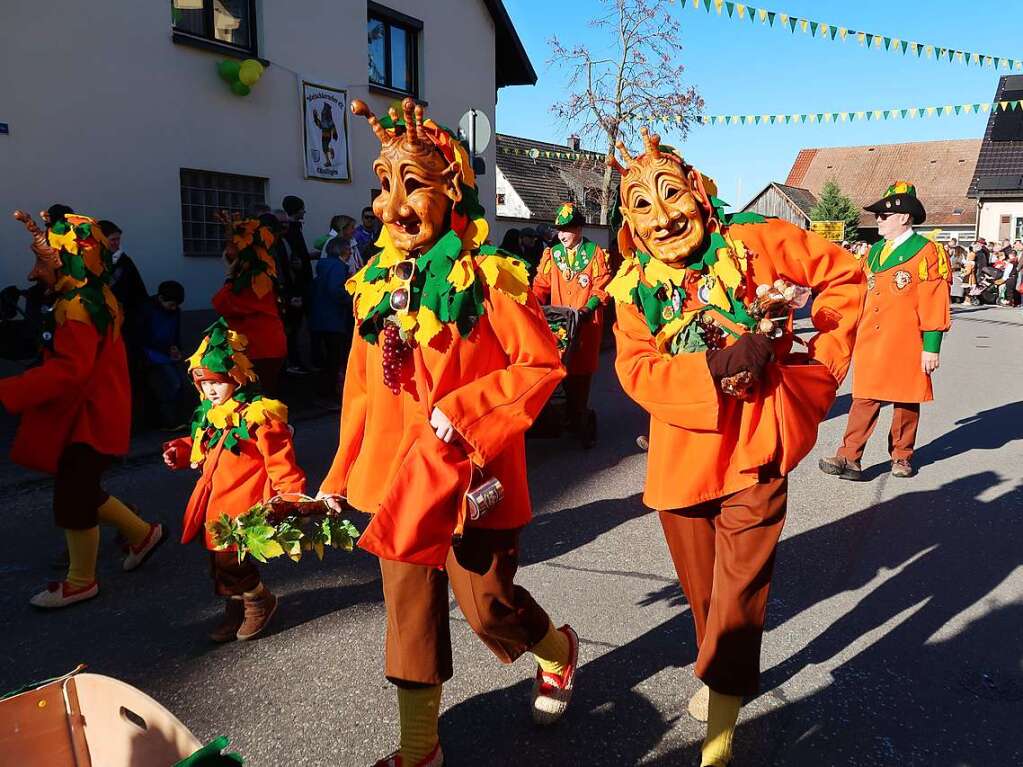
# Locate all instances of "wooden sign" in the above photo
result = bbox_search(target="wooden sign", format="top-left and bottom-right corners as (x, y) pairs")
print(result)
(810, 221), (845, 241)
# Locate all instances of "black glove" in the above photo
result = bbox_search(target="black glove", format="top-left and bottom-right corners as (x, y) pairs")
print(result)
(705, 333), (774, 383)
(577, 306), (593, 321)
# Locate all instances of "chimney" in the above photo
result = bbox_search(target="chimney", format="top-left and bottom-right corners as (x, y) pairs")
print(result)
(568, 134), (581, 151)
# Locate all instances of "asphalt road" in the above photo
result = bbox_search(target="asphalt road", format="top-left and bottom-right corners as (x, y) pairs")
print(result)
(2, 304), (1021, 766)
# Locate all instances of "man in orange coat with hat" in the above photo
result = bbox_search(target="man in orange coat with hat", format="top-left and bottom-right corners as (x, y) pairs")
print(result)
(532, 202), (612, 447)
(2, 208), (164, 608)
(607, 128), (864, 766)
(318, 98), (578, 767)
(820, 182), (951, 480)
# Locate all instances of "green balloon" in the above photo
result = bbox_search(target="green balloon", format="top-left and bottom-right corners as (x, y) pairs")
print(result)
(230, 81), (251, 97)
(217, 60), (241, 84)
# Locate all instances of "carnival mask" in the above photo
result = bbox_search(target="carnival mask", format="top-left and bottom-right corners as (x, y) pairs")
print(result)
(610, 128), (713, 266)
(352, 98), (462, 254)
(13, 210), (63, 288)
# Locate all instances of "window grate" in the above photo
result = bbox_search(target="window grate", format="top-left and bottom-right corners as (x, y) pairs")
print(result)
(180, 169), (266, 258)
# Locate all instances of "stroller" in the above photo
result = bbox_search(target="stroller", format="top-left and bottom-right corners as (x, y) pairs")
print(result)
(967, 266), (1002, 306)
(528, 306), (596, 446)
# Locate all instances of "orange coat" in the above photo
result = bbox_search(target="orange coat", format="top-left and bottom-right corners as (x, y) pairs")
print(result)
(852, 235), (951, 403)
(211, 284), (286, 361)
(615, 219), (865, 510)
(0, 319), (130, 474)
(320, 286), (565, 567)
(165, 416), (305, 550)
(533, 240), (612, 375)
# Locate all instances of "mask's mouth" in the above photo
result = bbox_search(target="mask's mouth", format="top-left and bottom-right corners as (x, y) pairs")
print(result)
(393, 218), (422, 237)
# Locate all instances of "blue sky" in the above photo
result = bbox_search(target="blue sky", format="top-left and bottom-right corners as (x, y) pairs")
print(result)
(496, 0), (1013, 208)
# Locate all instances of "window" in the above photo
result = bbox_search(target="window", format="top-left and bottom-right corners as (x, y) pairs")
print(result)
(180, 169), (266, 258)
(496, 193), (506, 205)
(368, 3), (421, 96)
(172, 0), (257, 55)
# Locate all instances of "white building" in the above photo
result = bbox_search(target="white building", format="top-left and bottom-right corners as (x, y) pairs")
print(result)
(0, 1), (535, 301)
(969, 75), (1023, 243)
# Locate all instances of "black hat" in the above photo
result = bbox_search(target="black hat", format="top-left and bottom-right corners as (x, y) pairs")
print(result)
(552, 202), (585, 229)
(863, 181), (926, 225)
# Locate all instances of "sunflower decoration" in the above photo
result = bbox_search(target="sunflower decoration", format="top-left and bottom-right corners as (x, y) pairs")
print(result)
(218, 211), (278, 298)
(186, 318), (285, 465)
(345, 98), (530, 355)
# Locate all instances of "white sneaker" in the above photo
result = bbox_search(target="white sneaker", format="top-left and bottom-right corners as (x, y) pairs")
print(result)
(30, 580), (98, 608)
(123, 523), (165, 571)
(687, 684), (710, 722)
(531, 625), (579, 725)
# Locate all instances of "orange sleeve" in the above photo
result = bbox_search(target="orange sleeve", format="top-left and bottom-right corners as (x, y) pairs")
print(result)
(732, 220), (865, 385)
(437, 290), (566, 466)
(0, 320), (99, 413)
(319, 333), (369, 495)
(589, 245), (612, 306)
(917, 243), (952, 333)
(211, 284), (238, 317)
(613, 302), (720, 431)
(257, 418), (306, 496)
(531, 248), (554, 304)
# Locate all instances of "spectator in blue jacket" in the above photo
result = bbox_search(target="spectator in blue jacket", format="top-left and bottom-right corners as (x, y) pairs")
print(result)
(308, 237), (353, 407)
(140, 281), (188, 429)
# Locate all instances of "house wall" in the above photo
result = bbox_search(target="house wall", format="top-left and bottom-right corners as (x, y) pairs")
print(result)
(495, 166), (531, 219)
(744, 189), (808, 229)
(0, 0), (498, 302)
(976, 199), (1023, 242)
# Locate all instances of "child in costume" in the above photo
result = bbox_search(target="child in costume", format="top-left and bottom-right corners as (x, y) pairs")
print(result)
(607, 130), (865, 766)
(162, 318), (304, 642)
(3, 210), (164, 608)
(532, 202), (612, 447)
(211, 213), (287, 397)
(318, 98), (578, 767)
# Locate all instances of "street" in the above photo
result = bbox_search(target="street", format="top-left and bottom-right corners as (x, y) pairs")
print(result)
(2, 303), (1021, 766)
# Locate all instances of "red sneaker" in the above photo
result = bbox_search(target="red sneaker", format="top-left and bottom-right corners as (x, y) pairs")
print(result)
(531, 624), (579, 725)
(372, 742), (443, 767)
(29, 580), (99, 609)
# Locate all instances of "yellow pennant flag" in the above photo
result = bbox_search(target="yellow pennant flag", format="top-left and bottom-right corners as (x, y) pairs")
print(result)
(909, 42), (918, 55)
(800, 19), (809, 33)
(808, 113), (818, 123)
(981, 103), (992, 113)
(891, 38), (901, 52)
(999, 100), (1009, 111)
(714, 0), (724, 14)
(840, 112), (849, 122)
(1016, 61), (1023, 71)
(985, 56), (994, 67)
(925, 45), (934, 58)
(736, 4), (746, 20)
(926, 106), (936, 117)
(964, 103), (974, 114)
(908, 109), (917, 120)
(780, 13), (789, 25)
(716, 115), (727, 124)
(758, 9), (768, 22)
(839, 28), (848, 41)
(942, 105), (953, 115)
(857, 32), (866, 45)
(820, 23), (829, 37)
(855, 111), (866, 120)
(692, 0), (700, 8)
(872, 110), (883, 120)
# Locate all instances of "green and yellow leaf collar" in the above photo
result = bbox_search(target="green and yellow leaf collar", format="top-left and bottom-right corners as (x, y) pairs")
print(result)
(187, 392), (288, 466)
(46, 215), (122, 336)
(346, 220), (531, 346)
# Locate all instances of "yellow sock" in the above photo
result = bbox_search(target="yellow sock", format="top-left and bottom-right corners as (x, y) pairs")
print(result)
(97, 496), (151, 547)
(701, 690), (742, 766)
(532, 621), (570, 676)
(397, 684), (441, 764)
(65, 527), (100, 589)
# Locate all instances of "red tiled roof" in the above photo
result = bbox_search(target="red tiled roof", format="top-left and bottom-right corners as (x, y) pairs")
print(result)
(784, 139), (981, 228)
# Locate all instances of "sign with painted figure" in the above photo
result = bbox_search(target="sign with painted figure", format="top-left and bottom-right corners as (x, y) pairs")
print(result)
(301, 80), (350, 182)
(810, 220), (845, 241)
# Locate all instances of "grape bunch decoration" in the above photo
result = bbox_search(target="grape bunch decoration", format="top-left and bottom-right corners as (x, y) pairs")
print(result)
(381, 321), (411, 394)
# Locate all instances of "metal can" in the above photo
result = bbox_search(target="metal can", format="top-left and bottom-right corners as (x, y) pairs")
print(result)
(465, 476), (504, 522)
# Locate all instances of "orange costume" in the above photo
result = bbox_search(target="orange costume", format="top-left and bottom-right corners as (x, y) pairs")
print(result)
(320, 99), (578, 763)
(210, 215), (287, 394)
(3, 209), (162, 609)
(825, 182), (951, 476)
(607, 129), (864, 721)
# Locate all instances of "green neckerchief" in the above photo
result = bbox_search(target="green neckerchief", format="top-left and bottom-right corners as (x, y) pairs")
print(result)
(867, 233), (928, 273)
(190, 388), (260, 456)
(356, 229), (487, 344)
(550, 240), (597, 275)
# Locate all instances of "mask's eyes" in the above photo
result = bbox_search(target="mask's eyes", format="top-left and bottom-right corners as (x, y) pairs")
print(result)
(404, 177), (425, 195)
(664, 186), (681, 199)
(633, 196), (651, 211)
(379, 175), (391, 193)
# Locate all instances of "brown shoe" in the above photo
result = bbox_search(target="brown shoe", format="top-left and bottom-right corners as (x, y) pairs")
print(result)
(891, 459), (914, 478)
(209, 598), (245, 643)
(236, 586), (278, 641)
(818, 455), (862, 481)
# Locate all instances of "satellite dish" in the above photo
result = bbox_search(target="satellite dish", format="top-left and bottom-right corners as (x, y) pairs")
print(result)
(458, 109), (492, 156)
(527, 147), (540, 160)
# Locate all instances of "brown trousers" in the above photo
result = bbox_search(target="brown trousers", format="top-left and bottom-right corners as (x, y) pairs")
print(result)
(563, 373), (593, 429)
(379, 527), (551, 687)
(659, 476), (788, 697)
(837, 397), (921, 462)
(210, 551), (261, 597)
(53, 443), (114, 530)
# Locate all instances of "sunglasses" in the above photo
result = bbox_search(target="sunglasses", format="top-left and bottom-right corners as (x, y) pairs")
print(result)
(389, 259), (416, 311)
(874, 212), (898, 221)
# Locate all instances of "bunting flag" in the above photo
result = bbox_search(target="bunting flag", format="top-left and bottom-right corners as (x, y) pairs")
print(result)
(498, 146), (605, 161)
(667, 0), (1021, 71)
(639, 100), (1018, 128)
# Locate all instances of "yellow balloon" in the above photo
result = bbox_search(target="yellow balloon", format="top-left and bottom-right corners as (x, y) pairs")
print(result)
(238, 59), (264, 86)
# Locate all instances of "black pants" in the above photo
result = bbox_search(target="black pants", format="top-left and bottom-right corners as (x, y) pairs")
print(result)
(54, 444), (113, 530)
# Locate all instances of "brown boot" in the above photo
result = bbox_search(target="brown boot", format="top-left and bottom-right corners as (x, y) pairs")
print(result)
(236, 585), (278, 641)
(818, 455), (862, 481)
(209, 598), (245, 643)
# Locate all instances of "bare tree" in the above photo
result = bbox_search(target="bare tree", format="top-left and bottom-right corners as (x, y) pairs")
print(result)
(549, 0), (703, 224)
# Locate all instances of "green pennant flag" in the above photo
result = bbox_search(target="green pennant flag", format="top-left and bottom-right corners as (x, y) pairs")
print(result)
(1014, 100), (1021, 111)
(703, 0), (712, 10)
(947, 49), (955, 62)
(883, 110), (891, 119)
(995, 57), (1002, 69)
(747, 6), (757, 23)
(767, 10), (775, 25)
(916, 42), (924, 57)
(829, 26), (838, 40)
(831, 112), (839, 122)
(954, 105), (962, 115)
(784, 115), (791, 124)
(726, 2), (735, 17)
(900, 108), (908, 118)
(863, 33), (873, 47)
(788, 16), (798, 32)
(754, 115), (762, 124)
(883, 37), (891, 51)
(809, 21), (818, 36)
(900, 40), (909, 54)
(816, 113), (823, 122)
(865, 111), (872, 121)
(799, 114), (807, 124)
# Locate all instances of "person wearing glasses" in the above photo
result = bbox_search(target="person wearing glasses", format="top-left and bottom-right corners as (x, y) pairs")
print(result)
(820, 182), (951, 481)
(353, 205), (381, 259)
